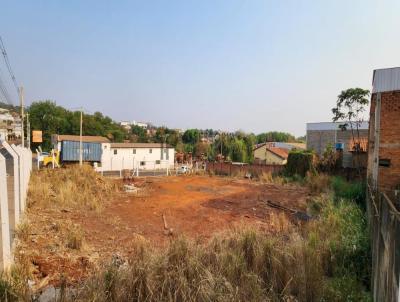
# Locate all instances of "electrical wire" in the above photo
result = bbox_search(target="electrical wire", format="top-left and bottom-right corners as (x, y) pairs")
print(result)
(0, 66), (12, 104)
(0, 35), (19, 98)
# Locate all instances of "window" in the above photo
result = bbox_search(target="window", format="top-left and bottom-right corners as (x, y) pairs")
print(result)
(379, 158), (391, 167)
(140, 161), (145, 166)
(156, 160), (161, 164)
(149, 148), (152, 154)
(113, 149), (117, 155)
(132, 149), (136, 154)
(164, 149), (167, 153)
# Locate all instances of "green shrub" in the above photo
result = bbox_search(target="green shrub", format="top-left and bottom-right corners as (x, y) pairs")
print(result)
(286, 150), (316, 177)
(331, 176), (366, 208)
(310, 199), (371, 290)
(323, 276), (372, 301)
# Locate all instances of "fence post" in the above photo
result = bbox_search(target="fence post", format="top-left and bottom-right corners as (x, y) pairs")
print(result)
(0, 142), (20, 237)
(11, 145), (25, 213)
(0, 153), (11, 270)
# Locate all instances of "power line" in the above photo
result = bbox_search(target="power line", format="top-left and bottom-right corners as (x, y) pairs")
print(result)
(0, 36), (19, 95)
(0, 66), (12, 104)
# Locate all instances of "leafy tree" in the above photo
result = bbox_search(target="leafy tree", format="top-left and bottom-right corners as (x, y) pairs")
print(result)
(28, 100), (126, 150)
(243, 134), (256, 163)
(166, 130), (181, 147)
(28, 101), (71, 150)
(256, 131), (296, 143)
(131, 125), (148, 142)
(332, 88), (370, 174)
(182, 129), (200, 145)
(332, 88), (370, 146)
(230, 138), (247, 162)
(194, 142), (210, 159)
(297, 135), (306, 143)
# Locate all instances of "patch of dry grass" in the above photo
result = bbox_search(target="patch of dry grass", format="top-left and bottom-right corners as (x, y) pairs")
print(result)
(27, 165), (119, 211)
(68, 227), (324, 301)
(65, 224), (84, 250)
(63, 198), (371, 302)
(305, 172), (331, 194)
(258, 172), (286, 185)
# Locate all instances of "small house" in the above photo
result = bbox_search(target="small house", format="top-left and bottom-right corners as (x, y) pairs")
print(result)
(253, 144), (289, 165)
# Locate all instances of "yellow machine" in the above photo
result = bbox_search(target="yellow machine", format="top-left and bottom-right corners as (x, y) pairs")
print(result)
(42, 150), (61, 168)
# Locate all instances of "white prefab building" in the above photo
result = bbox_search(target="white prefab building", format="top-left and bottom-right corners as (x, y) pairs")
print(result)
(100, 143), (175, 171)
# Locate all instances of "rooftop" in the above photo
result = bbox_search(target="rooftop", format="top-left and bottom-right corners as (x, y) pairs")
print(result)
(372, 67), (400, 93)
(54, 135), (110, 143)
(307, 121), (369, 131)
(266, 147), (289, 160)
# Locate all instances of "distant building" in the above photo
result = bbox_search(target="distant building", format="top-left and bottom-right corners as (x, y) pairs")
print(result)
(133, 121), (148, 129)
(253, 144), (289, 165)
(120, 120), (149, 131)
(306, 121), (369, 168)
(12, 115), (22, 139)
(120, 121), (132, 131)
(100, 142), (175, 171)
(0, 108), (20, 141)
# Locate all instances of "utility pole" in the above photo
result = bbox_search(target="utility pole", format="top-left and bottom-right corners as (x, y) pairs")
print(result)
(26, 113), (30, 149)
(220, 132), (223, 158)
(79, 108), (83, 166)
(19, 86), (24, 147)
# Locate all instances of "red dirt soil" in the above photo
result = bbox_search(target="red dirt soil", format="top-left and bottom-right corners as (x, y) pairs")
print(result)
(22, 175), (311, 287)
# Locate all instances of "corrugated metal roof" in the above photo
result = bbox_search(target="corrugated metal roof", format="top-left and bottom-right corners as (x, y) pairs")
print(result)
(110, 143), (173, 149)
(372, 67), (400, 93)
(307, 121), (369, 131)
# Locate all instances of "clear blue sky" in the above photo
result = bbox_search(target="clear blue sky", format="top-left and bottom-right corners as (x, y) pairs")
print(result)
(1, 0), (399, 136)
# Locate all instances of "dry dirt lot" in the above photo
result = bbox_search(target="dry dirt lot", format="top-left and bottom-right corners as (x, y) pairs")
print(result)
(20, 175), (312, 288)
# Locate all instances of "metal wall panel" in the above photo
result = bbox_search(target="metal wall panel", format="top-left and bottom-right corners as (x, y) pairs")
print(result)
(61, 140), (102, 162)
(307, 121), (369, 131)
(373, 67), (400, 93)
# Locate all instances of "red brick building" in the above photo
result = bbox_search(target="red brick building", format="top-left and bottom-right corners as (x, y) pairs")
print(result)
(368, 67), (400, 193)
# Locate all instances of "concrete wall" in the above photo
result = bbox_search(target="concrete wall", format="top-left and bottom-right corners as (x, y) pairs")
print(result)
(100, 143), (175, 171)
(307, 130), (336, 156)
(0, 142), (32, 270)
(307, 128), (369, 168)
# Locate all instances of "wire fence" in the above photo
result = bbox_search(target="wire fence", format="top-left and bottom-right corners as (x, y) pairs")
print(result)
(0, 141), (32, 269)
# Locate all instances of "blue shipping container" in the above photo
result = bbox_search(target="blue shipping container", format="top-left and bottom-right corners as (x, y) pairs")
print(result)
(61, 140), (102, 162)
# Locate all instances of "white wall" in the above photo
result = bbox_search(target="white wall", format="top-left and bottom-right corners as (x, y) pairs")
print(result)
(100, 143), (175, 171)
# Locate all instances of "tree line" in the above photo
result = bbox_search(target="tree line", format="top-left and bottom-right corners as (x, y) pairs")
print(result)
(24, 101), (302, 162)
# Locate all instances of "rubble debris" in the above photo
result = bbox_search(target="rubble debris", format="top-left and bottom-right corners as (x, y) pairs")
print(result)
(123, 184), (138, 193)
